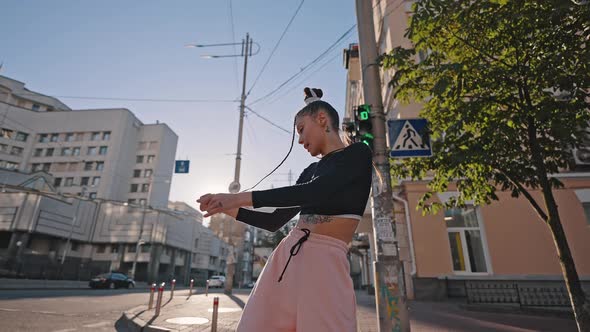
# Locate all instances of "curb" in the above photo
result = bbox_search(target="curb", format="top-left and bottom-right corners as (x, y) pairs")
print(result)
(459, 303), (575, 320)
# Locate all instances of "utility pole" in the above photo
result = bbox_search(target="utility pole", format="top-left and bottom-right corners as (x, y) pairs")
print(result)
(187, 33), (258, 295)
(61, 187), (87, 265)
(355, 1), (410, 331)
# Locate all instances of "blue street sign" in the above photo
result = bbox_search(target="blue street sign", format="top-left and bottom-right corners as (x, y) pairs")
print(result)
(175, 160), (190, 173)
(388, 118), (432, 158)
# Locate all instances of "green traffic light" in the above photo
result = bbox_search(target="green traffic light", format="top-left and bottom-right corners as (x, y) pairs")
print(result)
(360, 111), (369, 121)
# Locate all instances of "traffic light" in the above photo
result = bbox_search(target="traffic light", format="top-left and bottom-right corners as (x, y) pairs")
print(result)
(354, 104), (374, 149)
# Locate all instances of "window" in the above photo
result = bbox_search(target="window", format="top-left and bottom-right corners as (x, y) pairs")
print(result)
(61, 147), (72, 156)
(81, 177), (89, 186)
(111, 245), (119, 253)
(10, 146), (23, 156)
(4, 161), (18, 170)
(15, 132), (28, 142)
(130, 184), (138, 193)
(39, 134), (49, 143)
(54, 178), (62, 187)
(66, 133), (75, 142)
(139, 199), (147, 206)
(92, 176), (100, 187)
(133, 169), (141, 178)
(31, 163), (41, 172)
(127, 199), (137, 204)
(144, 169), (153, 178)
(45, 148), (54, 157)
(194, 239), (199, 249)
(583, 203), (590, 225)
(147, 155), (155, 163)
(72, 147), (80, 156)
(103, 131), (111, 140)
(141, 244), (151, 253)
(75, 133), (84, 141)
(87, 147), (97, 155)
(136, 155), (144, 163)
(50, 133), (59, 142)
(42, 163), (51, 172)
(99, 146), (108, 155)
(1, 129), (13, 139)
(445, 206), (489, 273)
(89, 192), (97, 199)
(70, 241), (79, 252)
(91, 132), (101, 141)
(128, 244), (136, 253)
(95, 161), (104, 171)
(97, 244), (106, 253)
(33, 149), (42, 157)
(64, 177), (74, 187)
(32, 104), (40, 111)
(0, 144), (7, 153)
(141, 183), (150, 193)
(84, 162), (93, 171)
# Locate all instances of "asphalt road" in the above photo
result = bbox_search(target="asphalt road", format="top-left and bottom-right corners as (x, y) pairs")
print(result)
(0, 288), (151, 332)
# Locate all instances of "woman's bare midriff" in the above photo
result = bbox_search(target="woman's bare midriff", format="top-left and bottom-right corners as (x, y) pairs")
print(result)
(295, 216), (359, 244)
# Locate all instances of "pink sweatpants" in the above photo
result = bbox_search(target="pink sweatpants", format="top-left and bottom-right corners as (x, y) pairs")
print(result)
(237, 227), (357, 332)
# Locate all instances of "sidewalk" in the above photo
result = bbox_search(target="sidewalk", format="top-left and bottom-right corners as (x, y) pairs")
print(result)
(121, 288), (577, 332)
(0, 277), (149, 290)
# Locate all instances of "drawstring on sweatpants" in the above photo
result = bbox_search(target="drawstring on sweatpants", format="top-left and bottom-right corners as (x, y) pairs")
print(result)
(277, 228), (311, 282)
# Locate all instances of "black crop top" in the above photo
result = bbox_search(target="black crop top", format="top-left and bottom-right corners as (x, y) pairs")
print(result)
(235, 142), (373, 232)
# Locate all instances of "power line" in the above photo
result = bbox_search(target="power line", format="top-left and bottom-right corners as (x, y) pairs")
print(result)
(246, 0), (399, 108)
(245, 106), (291, 134)
(246, 0), (305, 97)
(228, 0), (241, 96)
(265, 48), (345, 106)
(43, 95), (237, 103)
(248, 25), (356, 107)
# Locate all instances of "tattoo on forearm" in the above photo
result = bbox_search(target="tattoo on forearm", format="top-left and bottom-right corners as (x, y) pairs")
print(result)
(300, 214), (334, 224)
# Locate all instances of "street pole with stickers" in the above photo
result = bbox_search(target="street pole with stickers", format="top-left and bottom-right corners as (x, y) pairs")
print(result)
(355, 0), (410, 330)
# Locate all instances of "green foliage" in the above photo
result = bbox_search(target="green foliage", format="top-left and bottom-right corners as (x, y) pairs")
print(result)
(382, 0), (590, 213)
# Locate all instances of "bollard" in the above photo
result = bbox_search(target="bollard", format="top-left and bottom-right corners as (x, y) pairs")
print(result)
(205, 280), (209, 297)
(211, 297), (219, 332)
(148, 283), (156, 310)
(155, 282), (165, 316)
(171, 279), (176, 299)
(189, 279), (194, 297)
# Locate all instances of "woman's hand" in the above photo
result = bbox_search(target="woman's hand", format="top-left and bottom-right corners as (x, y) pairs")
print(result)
(197, 192), (252, 218)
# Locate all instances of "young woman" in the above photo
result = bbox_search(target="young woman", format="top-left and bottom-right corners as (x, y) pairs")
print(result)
(198, 88), (373, 332)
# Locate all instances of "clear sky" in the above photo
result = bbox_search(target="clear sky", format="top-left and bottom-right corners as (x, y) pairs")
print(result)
(0, 1), (359, 220)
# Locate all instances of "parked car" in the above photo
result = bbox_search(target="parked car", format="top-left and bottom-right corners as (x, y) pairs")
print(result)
(89, 272), (135, 289)
(244, 281), (256, 288)
(207, 275), (225, 288)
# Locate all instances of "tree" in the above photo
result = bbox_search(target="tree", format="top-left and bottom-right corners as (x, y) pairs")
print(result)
(381, 0), (590, 330)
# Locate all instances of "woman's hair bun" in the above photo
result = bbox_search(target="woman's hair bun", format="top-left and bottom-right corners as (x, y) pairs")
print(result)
(304, 87), (323, 105)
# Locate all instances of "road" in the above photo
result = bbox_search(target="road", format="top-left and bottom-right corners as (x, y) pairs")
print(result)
(0, 288), (150, 331)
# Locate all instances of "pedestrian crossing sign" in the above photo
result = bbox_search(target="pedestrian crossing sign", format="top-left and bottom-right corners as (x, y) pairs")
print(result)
(388, 118), (432, 158)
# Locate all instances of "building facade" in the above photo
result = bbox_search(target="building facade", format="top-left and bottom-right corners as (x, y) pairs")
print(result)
(344, 0), (590, 306)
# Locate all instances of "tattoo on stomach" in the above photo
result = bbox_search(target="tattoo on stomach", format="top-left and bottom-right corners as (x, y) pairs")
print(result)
(300, 215), (334, 224)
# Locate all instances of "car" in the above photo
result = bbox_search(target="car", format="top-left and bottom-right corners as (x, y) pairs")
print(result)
(207, 275), (225, 288)
(244, 281), (256, 288)
(89, 272), (135, 289)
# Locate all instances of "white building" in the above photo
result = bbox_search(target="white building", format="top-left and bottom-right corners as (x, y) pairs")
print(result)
(0, 75), (177, 208)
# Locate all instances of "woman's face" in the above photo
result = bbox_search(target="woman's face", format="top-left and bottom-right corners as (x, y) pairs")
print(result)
(295, 113), (327, 157)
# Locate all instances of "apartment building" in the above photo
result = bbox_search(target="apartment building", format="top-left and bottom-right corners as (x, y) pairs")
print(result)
(0, 75), (177, 208)
(344, 0), (590, 306)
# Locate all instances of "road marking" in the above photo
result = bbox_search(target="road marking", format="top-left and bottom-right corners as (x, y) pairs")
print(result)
(0, 308), (19, 312)
(33, 310), (57, 314)
(51, 329), (76, 332)
(82, 321), (110, 328)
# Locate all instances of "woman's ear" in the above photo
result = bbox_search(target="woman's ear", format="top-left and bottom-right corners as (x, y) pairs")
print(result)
(316, 110), (328, 127)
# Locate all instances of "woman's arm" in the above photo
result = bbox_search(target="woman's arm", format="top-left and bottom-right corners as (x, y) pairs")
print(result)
(235, 207), (301, 232)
